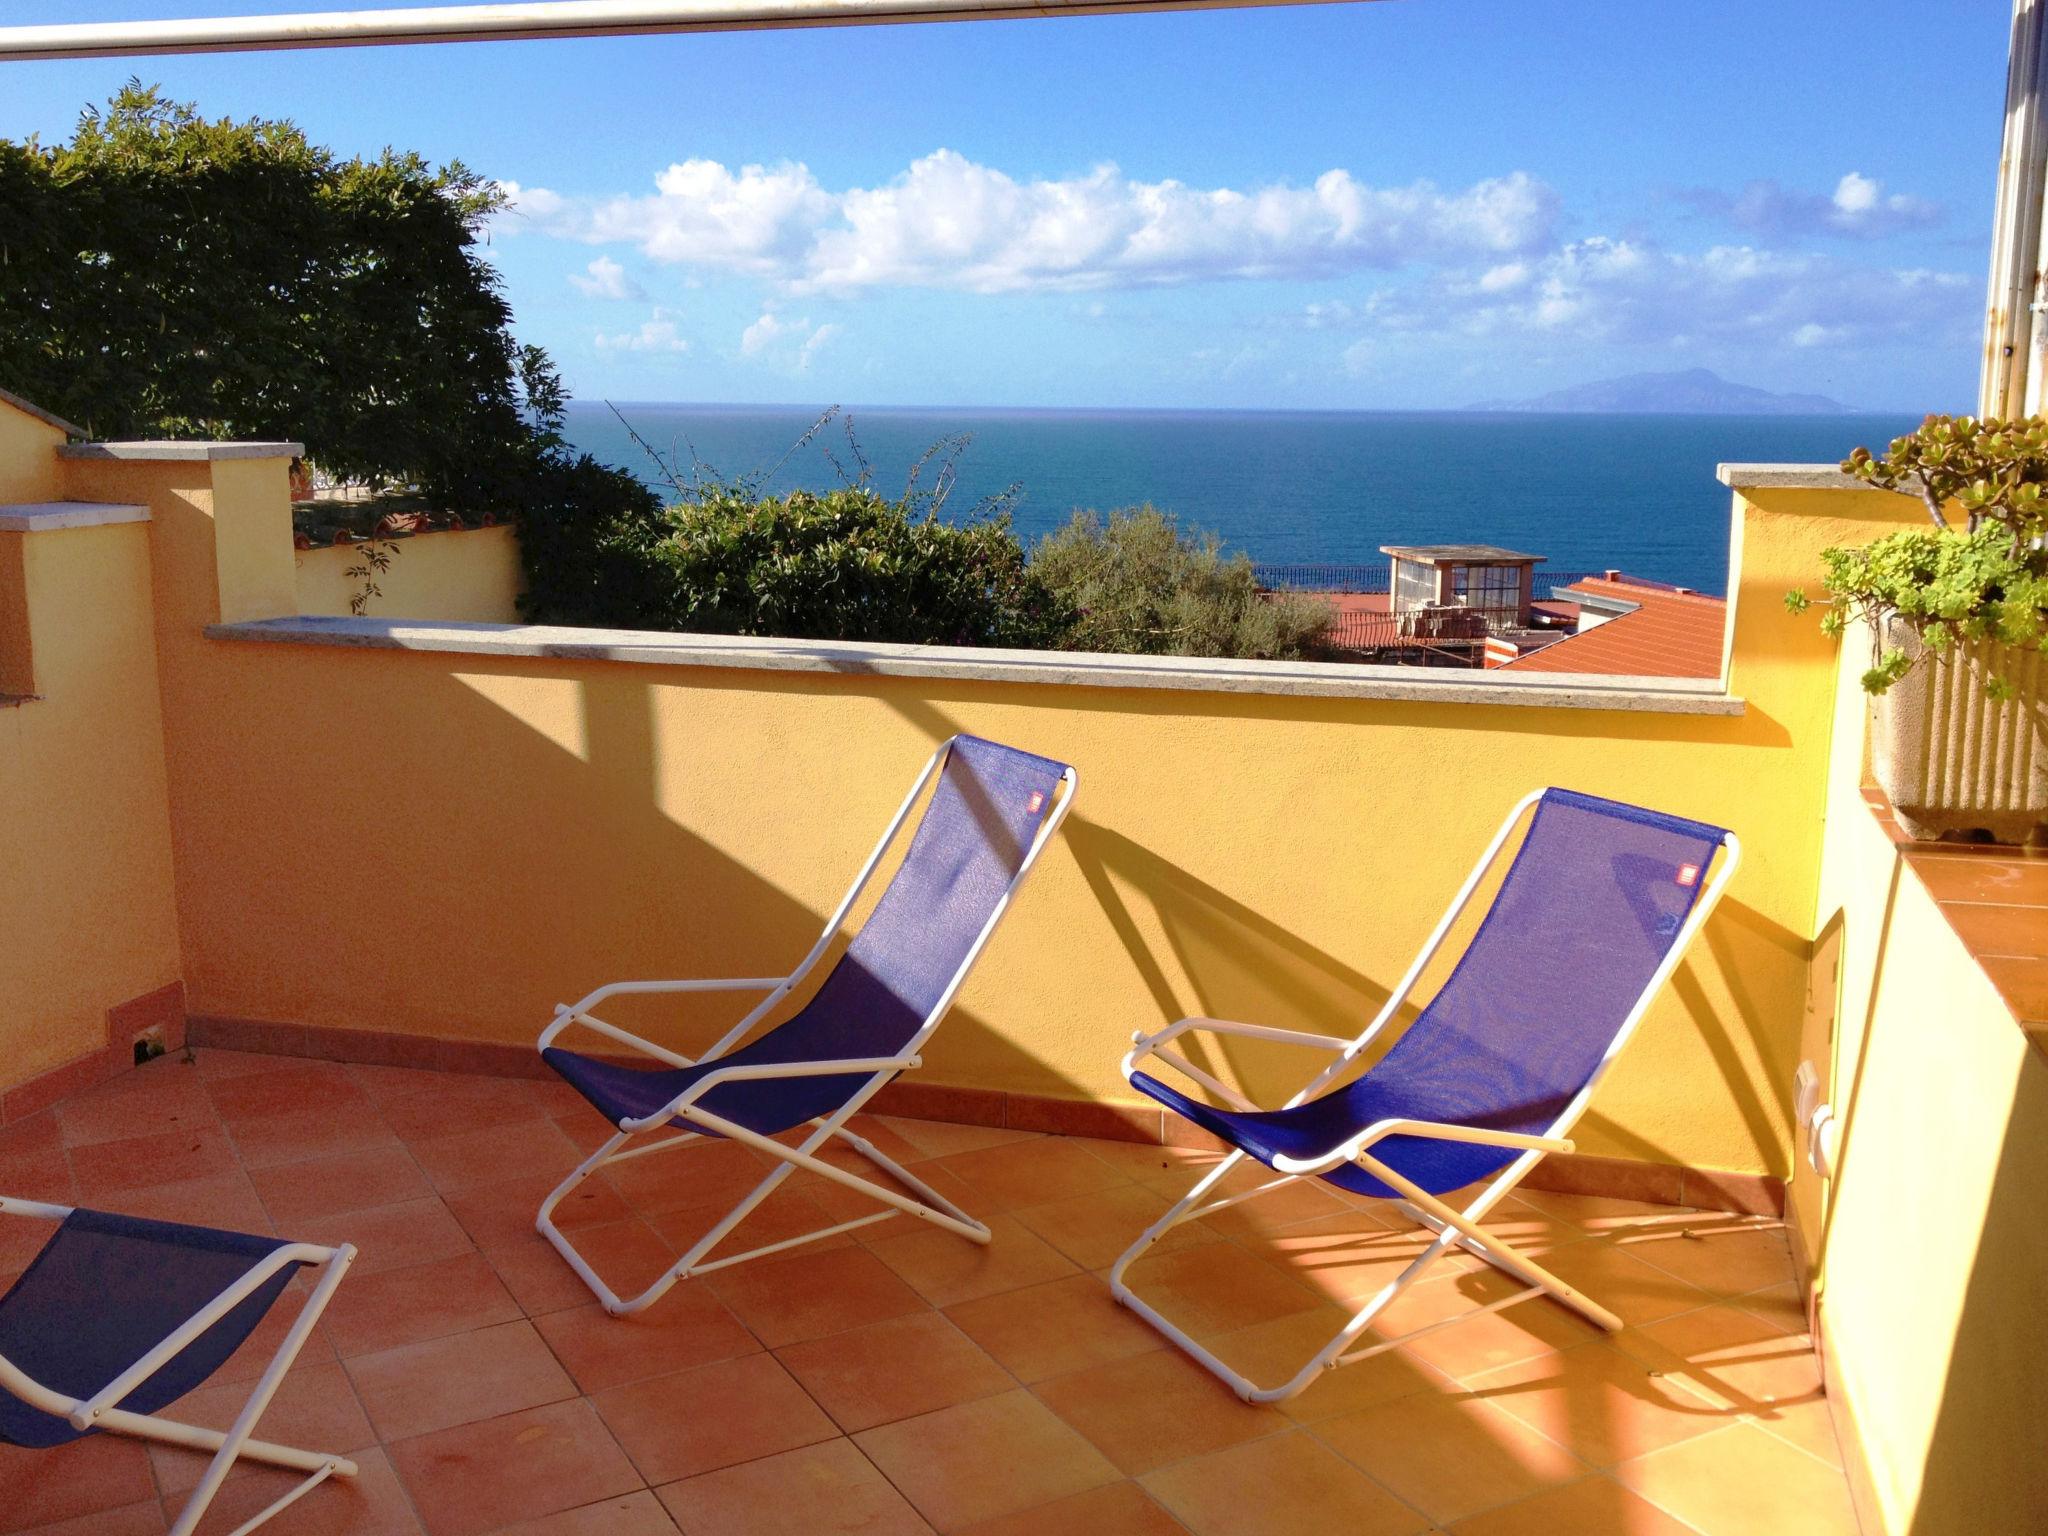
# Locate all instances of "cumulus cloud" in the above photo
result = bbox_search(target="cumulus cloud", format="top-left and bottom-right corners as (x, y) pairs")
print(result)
(514, 152), (1560, 293)
(741, 309), (839, 369)
(595, 308), (689, 353)
(570, 256), (646, 301)
(1682, 171), (1941, 239)
(1346, 236), (1975, 353)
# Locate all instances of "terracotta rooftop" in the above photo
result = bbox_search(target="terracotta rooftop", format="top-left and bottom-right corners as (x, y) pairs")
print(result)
(1501, 575), (1727, 681)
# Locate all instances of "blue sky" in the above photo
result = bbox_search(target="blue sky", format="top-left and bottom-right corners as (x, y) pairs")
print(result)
(0, 0), (2011, 410)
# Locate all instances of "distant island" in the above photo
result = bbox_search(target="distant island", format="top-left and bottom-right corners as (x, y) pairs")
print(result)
(1468, 367), (1850, 415)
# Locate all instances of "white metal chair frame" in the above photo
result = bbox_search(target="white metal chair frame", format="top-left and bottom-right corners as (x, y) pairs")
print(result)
(0, 1195), (356, 1536)
(536, 736), (1078, 1315)
(1110, 789), (1741, 1403)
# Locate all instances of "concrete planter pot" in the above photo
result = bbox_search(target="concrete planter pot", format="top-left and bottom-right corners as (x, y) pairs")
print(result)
(1869, 623), (2048, 844)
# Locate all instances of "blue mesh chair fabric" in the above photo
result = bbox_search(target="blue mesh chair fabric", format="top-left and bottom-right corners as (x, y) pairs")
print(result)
(1133, 789), (1728, 1199)
(0, 1208), (300, 1449)
(545, 735), (1070, 1137)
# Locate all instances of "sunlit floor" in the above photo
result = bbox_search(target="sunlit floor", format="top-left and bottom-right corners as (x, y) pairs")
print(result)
(1, 1049), (1859, 1535)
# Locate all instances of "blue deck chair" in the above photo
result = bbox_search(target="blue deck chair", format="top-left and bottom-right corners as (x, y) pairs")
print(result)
(1112, 787), (1739, 1402)
(0, 1196), (355, 1536)
(537, 733), (1077, 1315)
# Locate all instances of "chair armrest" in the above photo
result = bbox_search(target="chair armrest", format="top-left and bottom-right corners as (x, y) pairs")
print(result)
(1269, 1117), (1574, 1177)
(539, 976), (792, 1059)
(624, 1055), (918, 1132)
(1121, 1017), (1350, 1112)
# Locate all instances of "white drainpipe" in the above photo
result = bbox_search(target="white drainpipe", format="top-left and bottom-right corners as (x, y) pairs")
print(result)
(1985, 0), (2048, 419)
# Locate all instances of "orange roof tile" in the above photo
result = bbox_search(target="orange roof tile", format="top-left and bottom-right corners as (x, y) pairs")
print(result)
(1500, 576), (1726, 680)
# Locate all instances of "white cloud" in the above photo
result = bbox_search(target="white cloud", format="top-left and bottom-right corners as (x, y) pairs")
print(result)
(741, 309), (839, 370)
(514, 152), (1560, 293)
(570, 256), (646, 301)
(1683, 171), (1942, 239)
(595, 308), (689, 353)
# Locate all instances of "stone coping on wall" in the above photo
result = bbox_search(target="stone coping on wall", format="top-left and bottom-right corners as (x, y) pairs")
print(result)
(0, 500), (149, 531)
(1716, 462), (1904, 492)
(59, 439), (303, 462)
(207, 614), (1750, 713)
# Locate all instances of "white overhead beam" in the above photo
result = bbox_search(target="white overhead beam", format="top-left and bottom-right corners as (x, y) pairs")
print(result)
(0, 0), (1356, 61)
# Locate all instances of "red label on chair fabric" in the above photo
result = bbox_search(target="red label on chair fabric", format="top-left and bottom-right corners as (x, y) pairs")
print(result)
(1675, 863), (1699, 887)
(1026, 791), (1045, 814)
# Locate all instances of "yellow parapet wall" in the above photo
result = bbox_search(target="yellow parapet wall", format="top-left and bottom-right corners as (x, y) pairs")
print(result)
(293, 523), (524, 623)
(49, 433), (1926, 1185)
(0, 512), (182, 1086)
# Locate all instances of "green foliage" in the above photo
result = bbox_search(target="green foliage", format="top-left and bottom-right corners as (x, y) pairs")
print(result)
(1804, 415), (2048, 694)
(1028, 506), (1334, 660)
(652, 485), (1067, 648)
(0, 84), (534, 507)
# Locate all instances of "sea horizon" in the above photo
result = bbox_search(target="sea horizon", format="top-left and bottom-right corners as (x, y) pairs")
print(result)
(564, 401), (1922, 596)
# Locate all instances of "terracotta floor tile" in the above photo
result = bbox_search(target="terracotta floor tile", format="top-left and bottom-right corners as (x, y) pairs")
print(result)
(1035, 1346), (1286, 1475)
(1141, 1429), (1428, 1536)
(1516, 1236), (1716, 1329)
(868, 1211), (1078, 1307)
(593, 1353), (838, 1485)
(1068, 1137), (1225, 1181)
(643, 1181), (861, 1262)
(1615, 1220), (1796, 1302)
(877, 1118), (1039, 1161)
(12, 1500), (165, 1536)
(1733, 1280), (1810, 1337)
(945, 1273), (1165, 1383)
(833, 1114), (933, 1168)
(1513, 1190), (1701, 1237)
(379, 1076), (551, 1142)
(1463, 1340), (1733, 1469)
(298, 1196), (474, 1276)
(601, 1140), (775, 1218)
(1314, 1389), (1586, 1525)
(346, 1063), (460, 1105)
(1371, 1268), (1604, 1383)
(227, 1106), (403, 1170)
(407, 1119), (586, 1195)
(1191, 1172), (1358, 1242)
(249, 1144), (434, 1228)
(534, 1293), (759, 1394)
(209, 1271), (341, 1386)
(1615, 1305), (1835, 1464)
(854, 1389), (1120, 1531)
(776, 1311), (1014, 1433)
(653, 1437), (931, 1536)
(191, 1445), (423, 1536)
(1118, 1239), (1325, 1338)
(1009, 1183), (1221, 1271)
(931, 1137), (1128, 1212)
(150, 1360), (375, 1495)
(484, 1223), (678, 1316)
(189, 1047), (311, 1081)
(388, 1399), (642, 1536)
(86, 1168), (274, 1234)
(1906, 849), (2048, 905)
(707, 1243), (927, 1348)
(1199, 1306), (1452, 1423)
(490, 1490), (679, 1536)
(207, 1063), (366, 1123)
(55, 1065), (216, 1148)
(322, 1251), (522, 1358)
(1252, 1212), (1474, 1308)
(68, 1123), (241, 1197)
(0, 1432), (155, 1532)
(1447, 1473), (1700, 1536)
(1613, 1421), (1860, 1536)
(347, 1319), (579, 1441)
(951, 1480), (1190, 1536)
(443, 1170), (629, 1251)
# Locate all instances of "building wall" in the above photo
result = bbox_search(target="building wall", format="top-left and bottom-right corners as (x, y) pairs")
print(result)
(0, 406), (64, 504)
(0, 512), (182, 1089)
(294, 524), (523, 623)
(1800, 627), (2048, 1535)
(55, 441), (1929, 1185)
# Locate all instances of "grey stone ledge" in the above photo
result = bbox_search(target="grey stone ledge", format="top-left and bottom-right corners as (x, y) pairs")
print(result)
(59, 440), (303, 462)
(1716, 462), (1904, 492)
(207, 616), (1746, 716)
(0, 501), (150, 532)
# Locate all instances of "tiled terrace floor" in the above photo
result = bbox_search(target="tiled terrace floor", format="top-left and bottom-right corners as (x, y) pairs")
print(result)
(2, 1049), (1858, 1536)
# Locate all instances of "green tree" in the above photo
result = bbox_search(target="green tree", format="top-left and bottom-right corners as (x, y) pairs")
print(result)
(0, 84), (543, 507)
(1029, 506), (1334, 660)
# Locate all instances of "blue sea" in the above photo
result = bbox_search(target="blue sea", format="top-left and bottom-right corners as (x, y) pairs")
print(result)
(563, 404), (1922, 596)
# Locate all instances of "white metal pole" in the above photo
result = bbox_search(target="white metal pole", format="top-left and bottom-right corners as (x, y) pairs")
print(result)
(0, 0), (1353, 62)
(1984, 0), (2048, 418)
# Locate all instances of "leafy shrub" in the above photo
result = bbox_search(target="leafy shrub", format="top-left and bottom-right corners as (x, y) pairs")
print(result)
(1788, 415), (2048, 694)
(1029, 506), (1334, 660)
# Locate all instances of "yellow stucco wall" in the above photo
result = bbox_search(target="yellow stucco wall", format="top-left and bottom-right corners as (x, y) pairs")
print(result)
(58, 446), (1928, 1183)
(0, 517), (183, 1084)
(0, 405), (64, 505)
(1801, 627), (2048, 1536)
(294, 524), (523, 622)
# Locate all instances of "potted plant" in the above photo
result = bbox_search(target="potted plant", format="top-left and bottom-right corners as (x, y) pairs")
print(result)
(1789, 414), (2048, 843)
